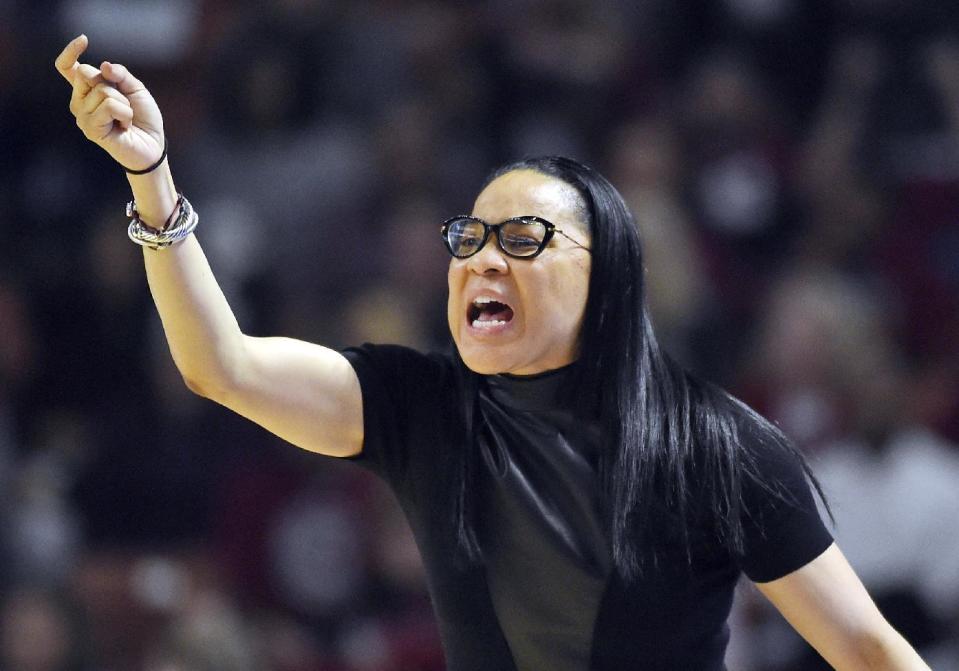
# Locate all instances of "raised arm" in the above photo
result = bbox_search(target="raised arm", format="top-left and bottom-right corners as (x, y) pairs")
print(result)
(55, 35), (363, 457)
(756, 543), (930, 670)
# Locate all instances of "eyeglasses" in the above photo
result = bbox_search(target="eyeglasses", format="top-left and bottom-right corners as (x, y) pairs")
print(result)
(440, 215), (590, 259)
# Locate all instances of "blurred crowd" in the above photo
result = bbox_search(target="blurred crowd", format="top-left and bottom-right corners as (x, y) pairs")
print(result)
(1, 0), (958, 669)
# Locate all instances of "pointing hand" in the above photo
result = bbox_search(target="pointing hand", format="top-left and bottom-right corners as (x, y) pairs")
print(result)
(55, 35), (166, 172)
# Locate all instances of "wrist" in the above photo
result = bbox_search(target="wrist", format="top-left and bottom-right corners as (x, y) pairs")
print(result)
(127, 193), (197, 249)
(122, 136), (168, 175)
(126, 162), (178, 229)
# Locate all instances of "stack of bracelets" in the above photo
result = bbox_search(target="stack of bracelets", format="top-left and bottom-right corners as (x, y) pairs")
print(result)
(126, 192), (199, 249)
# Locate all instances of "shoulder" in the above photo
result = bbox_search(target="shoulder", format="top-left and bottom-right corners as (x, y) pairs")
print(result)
(342, 343), (458, 392)
(341, 343), (464, 439)
(341, 344), (465, 483)
(682, 379), (821, 530)
(714, 391), (804, 483)
(681, 372), (799, 480)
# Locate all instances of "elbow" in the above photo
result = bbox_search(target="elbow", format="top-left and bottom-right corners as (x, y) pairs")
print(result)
(177, 351), (242, 401)
(180, 368), (231, 400)
(182, 373), (215, 399)
(853, 624), (920, 671)
(857, 632), (889, 670)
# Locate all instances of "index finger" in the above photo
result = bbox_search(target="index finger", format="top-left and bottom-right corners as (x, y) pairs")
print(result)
(54, 34), (88, 84)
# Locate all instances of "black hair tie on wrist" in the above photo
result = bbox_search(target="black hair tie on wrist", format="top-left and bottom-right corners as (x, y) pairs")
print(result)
(123, 136), (168, 175)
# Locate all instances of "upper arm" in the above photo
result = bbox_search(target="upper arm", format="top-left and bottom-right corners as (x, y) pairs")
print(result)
(197, 335), (363, 457)
(755, 543), (929, 670)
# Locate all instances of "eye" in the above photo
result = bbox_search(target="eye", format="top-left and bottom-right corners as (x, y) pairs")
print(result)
(447, 221), (485, 253)
(455, 235), (482, 253)
(501, 221), (546, 255)
(502, 233), (540, 250)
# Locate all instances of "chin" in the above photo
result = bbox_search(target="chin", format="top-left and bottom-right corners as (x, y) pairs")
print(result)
(454, 341), (515, 375)
(458, 351), (507, 375)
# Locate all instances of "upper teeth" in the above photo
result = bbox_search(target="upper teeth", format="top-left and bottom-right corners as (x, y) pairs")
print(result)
(474, 296), (495, 305)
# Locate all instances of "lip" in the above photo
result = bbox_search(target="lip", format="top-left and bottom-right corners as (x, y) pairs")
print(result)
(465, 287), (513, 308)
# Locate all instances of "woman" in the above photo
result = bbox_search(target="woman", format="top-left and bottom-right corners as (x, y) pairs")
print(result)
(55, 35), (929, 670)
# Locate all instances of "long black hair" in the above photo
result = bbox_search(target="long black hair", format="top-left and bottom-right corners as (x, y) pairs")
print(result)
(452, 156), (829, 580)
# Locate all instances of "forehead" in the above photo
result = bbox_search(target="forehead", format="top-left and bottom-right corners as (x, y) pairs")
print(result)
(472, 169), (588, 232)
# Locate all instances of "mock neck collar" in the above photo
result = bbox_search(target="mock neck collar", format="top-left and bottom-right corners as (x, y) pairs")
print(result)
(483, 363), (578, 412)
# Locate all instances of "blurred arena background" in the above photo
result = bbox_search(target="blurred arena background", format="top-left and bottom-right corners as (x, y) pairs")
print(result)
(1, 0), (958, 669)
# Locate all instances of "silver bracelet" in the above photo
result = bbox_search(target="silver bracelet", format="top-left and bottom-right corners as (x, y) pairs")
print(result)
(126, 194), (199, 249)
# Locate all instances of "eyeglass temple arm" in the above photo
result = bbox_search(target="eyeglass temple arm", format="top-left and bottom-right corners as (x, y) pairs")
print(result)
(555, 229), (591, 252)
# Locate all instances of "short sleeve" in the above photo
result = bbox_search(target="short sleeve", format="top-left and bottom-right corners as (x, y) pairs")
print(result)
(736, 420), (834, 583)
(340, 343), (459, 489)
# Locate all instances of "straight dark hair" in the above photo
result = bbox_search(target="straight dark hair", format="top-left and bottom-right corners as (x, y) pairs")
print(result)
(452, 156), (829, 579)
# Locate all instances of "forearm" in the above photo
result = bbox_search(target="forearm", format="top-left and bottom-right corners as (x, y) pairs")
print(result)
(129, 164), (245, 393)
(759, 546), (930, 671)
(58, 38), (247, 398)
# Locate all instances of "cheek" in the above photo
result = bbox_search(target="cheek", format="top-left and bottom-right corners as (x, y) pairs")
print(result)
(554, 275), (590, 341)
(447, 263), (463, 327)
(555, 262), (591, 317)
(527, 264), (590, 332)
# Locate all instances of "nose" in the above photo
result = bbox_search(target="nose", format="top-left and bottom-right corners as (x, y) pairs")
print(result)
(465, 232), (510, 275)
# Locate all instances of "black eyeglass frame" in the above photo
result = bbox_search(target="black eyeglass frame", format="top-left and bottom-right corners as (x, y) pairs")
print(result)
(440, 215), (590, 259)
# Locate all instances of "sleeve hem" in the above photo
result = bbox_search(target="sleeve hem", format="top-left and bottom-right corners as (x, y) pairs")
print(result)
(743, 524), (834, 584)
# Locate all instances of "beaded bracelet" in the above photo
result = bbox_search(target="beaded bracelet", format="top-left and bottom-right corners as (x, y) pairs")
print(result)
(127, 193), (199, 250)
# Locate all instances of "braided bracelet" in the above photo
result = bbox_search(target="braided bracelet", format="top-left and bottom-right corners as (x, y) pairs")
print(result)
(127, 193), (199, 250)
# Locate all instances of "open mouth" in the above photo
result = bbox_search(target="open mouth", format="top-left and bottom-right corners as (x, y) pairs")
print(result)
(468, 296), (515, 327)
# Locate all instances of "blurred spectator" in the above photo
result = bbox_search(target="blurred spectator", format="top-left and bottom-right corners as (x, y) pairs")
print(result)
(488, 0), (632, 159)
(59, 0), (201, 67)
(0, 587), (91, 671)
(793, 34), (888, 271)
(735, 266), (959, 669)
(0, 277), (35, 453)
(7, 419), (83, 586)
(142, 589), (261, 671)
(740, 268), (895, 450)
(813, 420), (959, 667)
(607, 114), (711, 368)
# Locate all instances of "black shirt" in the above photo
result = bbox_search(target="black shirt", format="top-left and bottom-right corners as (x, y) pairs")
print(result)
(342, 344), (832, 671)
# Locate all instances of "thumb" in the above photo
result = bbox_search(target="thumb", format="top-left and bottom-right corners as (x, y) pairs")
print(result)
(100, 61), (147, 97)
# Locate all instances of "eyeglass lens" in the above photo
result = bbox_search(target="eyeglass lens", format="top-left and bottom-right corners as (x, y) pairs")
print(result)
(446, 218), (547, 258)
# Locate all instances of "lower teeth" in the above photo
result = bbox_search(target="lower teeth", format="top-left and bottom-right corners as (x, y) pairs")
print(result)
(473, 319), (506, 327)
